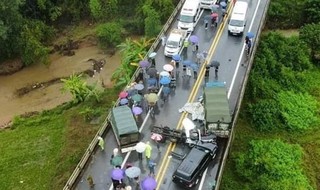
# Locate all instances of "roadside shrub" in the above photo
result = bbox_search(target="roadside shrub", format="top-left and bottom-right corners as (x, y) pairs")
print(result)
(248, 99), (280, 131)
(79, 106), (103, 122)
(300, 23), (320, 60)
(96, 22), (122, 49)
(304, 0), (320, 24)
(277, 91), (319, 130)
(120, 18), (144, 35)
(235, 139), (313, 190)
(142, 5), (162, 37)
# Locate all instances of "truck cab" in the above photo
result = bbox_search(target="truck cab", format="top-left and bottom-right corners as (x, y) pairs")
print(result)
(203, 81), (232, 137)
(200, 0), (217, 10)
(109, 106), (140, 153)
(164, 29), (187, 57)
(178, 0), (201, 32)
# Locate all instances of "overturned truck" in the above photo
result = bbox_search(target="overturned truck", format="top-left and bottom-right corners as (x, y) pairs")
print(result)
(203, 81), (232, 138)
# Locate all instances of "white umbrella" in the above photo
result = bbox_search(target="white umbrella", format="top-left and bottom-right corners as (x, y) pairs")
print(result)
(135, 142), (147, 153)
(183, 118), (196, 131)
(163, 64), (174, 72)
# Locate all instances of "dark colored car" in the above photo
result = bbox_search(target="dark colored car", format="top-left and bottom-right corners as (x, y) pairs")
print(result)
(172, 142), (218, 188)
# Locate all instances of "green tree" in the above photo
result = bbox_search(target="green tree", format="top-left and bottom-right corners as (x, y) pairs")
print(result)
(142, 4), (161, 37)
(235, 139), (313, 190)
(61, 73), (91, 104)
(304, 0), (320, 24)
(300, 23), (320, 60)
(96, 22), (122, 49)
(277, 91), (319, 130)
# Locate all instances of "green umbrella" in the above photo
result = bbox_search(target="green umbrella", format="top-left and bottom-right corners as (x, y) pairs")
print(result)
(111, 155), (123, 166)
(132, 94), (142, 102)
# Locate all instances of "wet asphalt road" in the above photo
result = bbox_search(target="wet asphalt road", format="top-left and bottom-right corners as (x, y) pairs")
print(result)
(75, 0), (268, 189)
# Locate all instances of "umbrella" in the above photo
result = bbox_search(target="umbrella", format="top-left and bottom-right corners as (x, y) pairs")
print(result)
(131, 94), (142, 102)
(210, 60), (220, 67)
(159, 71), (170, 77)
(134, 83), (144, 90)
(147, 68), (158, 77)
(246, 32), (255, 39)
(119, 91), (128, 98)
(120, 98), (129, 105)
(182, 118), (196, 131)
(132, 106), (143, 115)
(190, 63), (199, 71)
(182, 60), (193, 66)
(125, 166), (141, 178)
(162, 86), (171, 95)
(211, 13), (218, 19)
(111, 155), (123, 166)
(148, 52), (157, 59)
(135, 142), (147, 153)
(163, 64), (174, 72)
(111, 168), (124, 180)
(141, 177), (157, 190)
(151, 133), (163, 141)
(172, 54), (181, 62)
(160, 76), (171, 85)
(139, 60), (150, 68)
(189, 35), (199, 44)
(145, 93), (159, 103)
(220, 1), (227, 8)
(147, 78), (157, 86)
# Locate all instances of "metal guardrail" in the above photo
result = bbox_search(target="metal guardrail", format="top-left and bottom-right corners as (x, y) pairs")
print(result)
(63, 1), (186, 189)
(214, 0), (271, 189)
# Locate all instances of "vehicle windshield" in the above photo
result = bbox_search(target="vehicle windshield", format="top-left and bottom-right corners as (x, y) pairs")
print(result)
(229, 19), (244, 27)
(166, 40), (179, 48)
(179, 15), (194, 23)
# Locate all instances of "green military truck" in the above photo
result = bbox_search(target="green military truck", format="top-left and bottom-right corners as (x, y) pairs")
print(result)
(203, 81), (232, 138)
(110, 106), (140, 153)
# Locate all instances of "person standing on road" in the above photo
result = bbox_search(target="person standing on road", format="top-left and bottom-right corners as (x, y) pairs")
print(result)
(215, 66), (219, 78)
(204, 19), (209, 30)
(145, 141), (152, 164)
(161, 35), (166, 46)
(97, 136), (105, 151)
(148, 160), (157, 176)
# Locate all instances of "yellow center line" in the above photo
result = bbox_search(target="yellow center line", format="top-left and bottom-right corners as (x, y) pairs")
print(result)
(155, 4), (234, 188)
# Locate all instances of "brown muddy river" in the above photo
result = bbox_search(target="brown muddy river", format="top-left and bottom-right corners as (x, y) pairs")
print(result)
(0, 46), (121, 126)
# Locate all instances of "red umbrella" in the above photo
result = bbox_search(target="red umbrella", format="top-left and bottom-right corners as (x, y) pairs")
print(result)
(211, 13), (218, 19)
(151, 133), (163, 141)
(119, 91), (128, 98)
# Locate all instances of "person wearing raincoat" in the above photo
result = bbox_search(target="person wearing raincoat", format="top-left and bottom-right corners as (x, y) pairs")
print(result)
(97, 136), (105, 151)
(145, 141), (152, 164)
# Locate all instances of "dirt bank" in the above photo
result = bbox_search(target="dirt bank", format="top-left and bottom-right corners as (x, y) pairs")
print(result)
(0, 45), (122, 127)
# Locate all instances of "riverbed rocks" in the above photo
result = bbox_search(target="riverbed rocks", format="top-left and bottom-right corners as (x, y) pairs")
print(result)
(0, 59), (24, 75)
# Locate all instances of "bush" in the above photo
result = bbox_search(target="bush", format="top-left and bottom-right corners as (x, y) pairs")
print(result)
(143, 5), (162, 37)
(277, 91), (319, 130)
(96, 22), (122, 49)
(235, 139), (313, 190)
(248, 99), (280, 131)
(304, 0), (320, 24)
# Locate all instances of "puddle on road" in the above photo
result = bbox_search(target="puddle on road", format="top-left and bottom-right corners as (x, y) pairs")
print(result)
(0, 46), (122, 126)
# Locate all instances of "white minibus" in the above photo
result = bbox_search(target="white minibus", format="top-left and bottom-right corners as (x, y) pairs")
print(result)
(228, 1), (248, 36)
(178, 0), (201, 33)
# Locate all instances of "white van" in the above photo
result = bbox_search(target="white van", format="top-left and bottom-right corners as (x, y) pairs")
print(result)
(178, 0), (201, 32)
(228, 1), (248, 36)
(200, 0), (217, 9)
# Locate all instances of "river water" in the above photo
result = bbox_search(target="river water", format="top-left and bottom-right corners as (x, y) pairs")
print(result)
(0, 46), (121, 126)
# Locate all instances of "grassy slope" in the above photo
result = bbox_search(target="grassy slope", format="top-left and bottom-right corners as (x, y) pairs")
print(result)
(0, 89), (118, 190)
(220, 30), (320, 190)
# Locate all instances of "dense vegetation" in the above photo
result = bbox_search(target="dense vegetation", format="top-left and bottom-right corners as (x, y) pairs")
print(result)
(220, 0), (320, 189)
(0, 0), (178, 65)
(0, 0), (178, 189)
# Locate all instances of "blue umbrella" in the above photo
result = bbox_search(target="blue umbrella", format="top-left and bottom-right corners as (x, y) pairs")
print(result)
(189, 35), (199, 44)
(246, 32), (255, 39)
(134, 83), (144, 90)
(147, 78), (157, 86)
(182, 60), (193, 66)
(159, 76), (171, 85)
(120, 98), (129, 105)
(190, 63), (199, 71)
(172, 54), (181, 62)
(220, 1), (227, 8)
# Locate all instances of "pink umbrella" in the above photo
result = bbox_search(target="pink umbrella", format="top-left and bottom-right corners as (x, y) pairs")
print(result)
(211, 13), (218, 19)
(132, 106), (143, 115)
(163, 64), (174, 72)
(151, 133), (163, 141)
(119, 91), (128, 98)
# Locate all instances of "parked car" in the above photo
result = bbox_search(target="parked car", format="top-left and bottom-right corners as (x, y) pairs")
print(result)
(172, 142), (218, 188)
